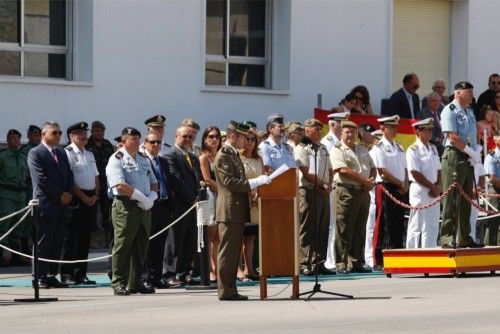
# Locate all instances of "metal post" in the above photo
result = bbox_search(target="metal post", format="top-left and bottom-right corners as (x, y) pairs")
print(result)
(317, 94), (323, 108)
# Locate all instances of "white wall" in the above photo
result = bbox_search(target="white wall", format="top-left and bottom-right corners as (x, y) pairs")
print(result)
(0, 0), (392, 143)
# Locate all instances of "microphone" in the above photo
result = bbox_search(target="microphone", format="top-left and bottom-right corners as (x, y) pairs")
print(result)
(300, 136), (318, 152)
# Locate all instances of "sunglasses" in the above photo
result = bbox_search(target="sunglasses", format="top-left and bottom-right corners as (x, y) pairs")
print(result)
(207, 134), (220, 139)
(51, 130), (62, 136)
(492, 81), (500, 85)
(180, 135), (193, 139)
(147, 140), (162, 145)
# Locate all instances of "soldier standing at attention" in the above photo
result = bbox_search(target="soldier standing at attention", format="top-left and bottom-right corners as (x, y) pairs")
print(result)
(371, 115), (408, 268)
(258, 114), (295, 174)
(484, 130), (500, 246)
(330, 121), (376, 273)
(440, 81), (484, 249)
(106, 127), (158, 295)
(0, 129), (29, 266)
(406, 118), (441, 248)
(215, 121), (271, 300)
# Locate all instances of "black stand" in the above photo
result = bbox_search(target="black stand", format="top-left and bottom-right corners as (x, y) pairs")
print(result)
(298, 144), (353, 301)
(15, 204), (58, 303)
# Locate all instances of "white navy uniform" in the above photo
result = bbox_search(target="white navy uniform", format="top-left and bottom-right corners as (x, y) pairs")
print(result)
(65, 143), (99, 190)
(258, 137), (295, 170)
(406, 139), (441, 248)
(372, 137), (406, 183)
(321, 131), (340, 156)
(364, 147), (378, 267)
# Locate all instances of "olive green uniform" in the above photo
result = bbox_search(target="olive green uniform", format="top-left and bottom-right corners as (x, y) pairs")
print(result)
(0, 148), (29, 249)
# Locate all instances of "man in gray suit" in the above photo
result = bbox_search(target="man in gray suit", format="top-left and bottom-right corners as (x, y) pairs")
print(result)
(214, 121), (271, 301)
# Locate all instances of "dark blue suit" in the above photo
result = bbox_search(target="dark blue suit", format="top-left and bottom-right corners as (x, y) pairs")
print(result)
(27, 143), (74, 279)
(388, 88), (420, 119)
(163, 146), (202, 279)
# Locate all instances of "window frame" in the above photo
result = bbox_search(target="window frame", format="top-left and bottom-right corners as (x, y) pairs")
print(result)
(203, 0), (273, 89)
(0, 0), (73, 80)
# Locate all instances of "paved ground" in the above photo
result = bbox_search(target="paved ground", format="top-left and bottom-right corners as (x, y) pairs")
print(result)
(1, 263), (499, 334)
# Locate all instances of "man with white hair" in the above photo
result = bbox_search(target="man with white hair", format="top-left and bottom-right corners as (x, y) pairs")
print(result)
(421, 79), (449, 111)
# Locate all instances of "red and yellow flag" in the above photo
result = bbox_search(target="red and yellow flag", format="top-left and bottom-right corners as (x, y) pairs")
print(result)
(313, 108), (417, 150)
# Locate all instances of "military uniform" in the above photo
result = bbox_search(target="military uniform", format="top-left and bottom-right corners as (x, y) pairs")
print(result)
(61, 133), (100, 284)
(440, 82), (479, 248)
(140, 115), (172, 157)
(406, 131), (441, 248)
(330, 125), (375, 272)
(0, 145), (29, 254)
(372, 116), (407, 266)
(483, 149), (500, 245)
(258, 137), (295, 170)
(106, 128), (157, 294)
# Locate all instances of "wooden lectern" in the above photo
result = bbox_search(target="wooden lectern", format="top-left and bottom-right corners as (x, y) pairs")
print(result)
(258, 168), (299, 300)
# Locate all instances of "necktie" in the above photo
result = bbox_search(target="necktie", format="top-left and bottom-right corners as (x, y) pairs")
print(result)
(154, 157), (169, 199)
(51, 148), (59, 164)
(185, 153), (193, 169)
(408, 93), (415, 119)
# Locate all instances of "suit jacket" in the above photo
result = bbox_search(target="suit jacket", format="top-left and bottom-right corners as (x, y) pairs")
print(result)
(27, 144), (75, 218)
(214, 145), (251, 223)
(165, 146), (202, 211)
(389, 88), (420, 119)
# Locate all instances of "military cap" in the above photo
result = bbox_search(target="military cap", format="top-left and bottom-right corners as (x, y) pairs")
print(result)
(242, 121), (257, 129)
(145, 115), (166, 127)
(454, 81), (473, 90)
(285, 120), (302, 129)
(287, 123), (304, 134)
(256, 130), (268, 140)
(377, 115), (400, 126)
(182, 118), (200, 131)
(114, 135), (122, 143)
(91, 120), (106, 130)
(220, 130), (227, 138)
(227, 120), (251, 136)
(341, 120), (358, 129)
(371, 129), (383, 138)
(303, 118), (323, 128)
(267, 113), (284, 124)
(121, 127), (141, 137)
(412, 117), (434, 130)
(67, 122), (89, 134)
(327, 111), (350, 121)
(359, 123), (375, 133)
(7, 129), (21, 137)
(28, 125), (41, 134)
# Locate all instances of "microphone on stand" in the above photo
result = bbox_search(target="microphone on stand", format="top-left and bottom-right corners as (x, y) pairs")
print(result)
(300, 136), (318, 152)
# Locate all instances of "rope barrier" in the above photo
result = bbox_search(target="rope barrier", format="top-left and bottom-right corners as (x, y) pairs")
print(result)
(0, 201), (198, 264)
(0, 205), (30, 223)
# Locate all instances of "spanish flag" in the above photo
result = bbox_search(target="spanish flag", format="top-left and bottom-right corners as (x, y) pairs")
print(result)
(314, 108), (417, 150)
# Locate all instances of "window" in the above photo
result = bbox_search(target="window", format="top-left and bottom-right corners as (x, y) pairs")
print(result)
(205, 0), (270, 88)
(0, 0), (70, 79)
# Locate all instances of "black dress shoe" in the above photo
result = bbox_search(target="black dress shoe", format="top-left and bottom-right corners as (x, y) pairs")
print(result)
(129, 282), (155, 294)
(47, 276), (68, 288)
(351, 267), (372, 273)
(113, 287), (130, 296)
(183, 274), (193, 285)
(220, 293), (248, 301)
(318, 266), (337, 275)
(78, 276), (97, 285)
(442, 242), (457, 249)
(61, 275), (78, 285)
(301, 268), (313, 276)
(165, 277), (182, 287)
(337, 268), (350, 275)
(33, 279), (51, 289)
(154, 279), (171, 289)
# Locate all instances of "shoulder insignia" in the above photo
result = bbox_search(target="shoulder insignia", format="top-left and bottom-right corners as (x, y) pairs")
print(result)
(65, 145), (73, 151)
(137, 151), (146, 157)
(114, 151), (123, 159)
(409, 143), (418, 150)
(449, 104), (456, 111)
(163, 143), (172, 148)
(334, 141), (342, 148)
(395, 141), (404, 151)
(263, 141), (270, 145)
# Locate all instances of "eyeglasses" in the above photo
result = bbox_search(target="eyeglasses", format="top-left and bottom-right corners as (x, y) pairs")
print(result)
(51, 130), (62, 136)
(180, 135), (193, 139)
(433, 86), (445, 89)
(146, 140), (162, 145)
(207, 134), (220, 139)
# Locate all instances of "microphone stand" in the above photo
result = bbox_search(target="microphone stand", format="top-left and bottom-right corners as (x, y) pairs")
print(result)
(298, 143), (353, 301)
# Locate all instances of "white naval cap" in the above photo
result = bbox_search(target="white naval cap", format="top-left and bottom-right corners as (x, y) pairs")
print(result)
(327, 111), (350, 121)
(377, 115), (400, 126)
(371, 129), (383, 138)
(412, 117), (434, 130)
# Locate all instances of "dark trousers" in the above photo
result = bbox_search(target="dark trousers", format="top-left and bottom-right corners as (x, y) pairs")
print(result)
(374, 183), (406, 266)
(33, 208), (67, 278)
(61, 189), (97, 280)
(163, 209), (197, 278)
(485, 187), (500, 246)
(143, 200), (172, 283)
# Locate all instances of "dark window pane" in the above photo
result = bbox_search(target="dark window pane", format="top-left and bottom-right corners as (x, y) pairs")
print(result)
(228, 64), (264, 87)
(205, 62), (226, 85)
(0, 50), (20, 75)
(25, 0), (65, 46)
(25, 52), (66, 78)
(229, 0), (265, 57)
(206, 0), (225, 56)
(0, 0), (19, 43)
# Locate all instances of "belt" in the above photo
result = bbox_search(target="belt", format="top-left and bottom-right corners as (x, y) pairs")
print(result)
(337, 183), (364, 190)
(114, 195), (137, 203)
(444, 146), (468, 156)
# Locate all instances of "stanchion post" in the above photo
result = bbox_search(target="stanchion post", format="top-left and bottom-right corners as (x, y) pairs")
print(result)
(15, 202), (58, 303)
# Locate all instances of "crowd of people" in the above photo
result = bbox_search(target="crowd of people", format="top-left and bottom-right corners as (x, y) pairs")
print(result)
(0, 72), (500, 300)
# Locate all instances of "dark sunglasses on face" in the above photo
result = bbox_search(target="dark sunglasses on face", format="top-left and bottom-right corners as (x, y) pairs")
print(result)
(51, 130), (62, 136)
(147, 140), (162, 145)
(181, 135), (193, 139)
(207, 134), (220, 139)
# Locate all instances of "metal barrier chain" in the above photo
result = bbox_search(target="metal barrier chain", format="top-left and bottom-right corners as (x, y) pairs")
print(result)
(380, 182), (456, 210)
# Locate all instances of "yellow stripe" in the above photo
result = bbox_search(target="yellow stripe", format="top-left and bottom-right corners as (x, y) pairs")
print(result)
(384, 256), (455, 268)
(455, 254), (500, 267)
